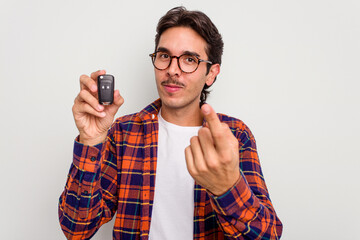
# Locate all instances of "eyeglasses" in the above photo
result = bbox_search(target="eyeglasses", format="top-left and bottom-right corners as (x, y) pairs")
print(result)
(149, 51), (213, 73)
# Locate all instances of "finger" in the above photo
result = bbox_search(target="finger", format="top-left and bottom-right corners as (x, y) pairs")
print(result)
(90, 69), (106, 81)
(185, 146), (196, 176)
(201, 104), (227, 148)
(80, 74), (98, 93)
(201, 104), (222, 132)
(113, 90), (124, 107)
(189, 136), (207, 173)
(105, 90), (124, 116)
(73, 101), (106, 118)
(197, 127), (217, 160)
(77, 89), (104, 112)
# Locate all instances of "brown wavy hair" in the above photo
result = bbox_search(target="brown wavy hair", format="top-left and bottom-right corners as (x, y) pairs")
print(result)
(155, 6), (224, 105)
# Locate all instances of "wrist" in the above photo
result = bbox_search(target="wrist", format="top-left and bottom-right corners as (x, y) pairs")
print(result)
(79, 132), (107, 146)
(208, 171), (241, 197)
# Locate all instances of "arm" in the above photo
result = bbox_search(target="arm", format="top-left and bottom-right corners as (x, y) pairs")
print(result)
(209, 126), (282, 239)
(185, 104), (282, 239)
(58, 132), (119, 239)
(58, 70), (124, 239)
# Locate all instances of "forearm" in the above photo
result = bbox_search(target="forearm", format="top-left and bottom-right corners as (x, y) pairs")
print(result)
(209, 124), (283, 239)
(58, 138), (118, 239)
(209, 170), (282, 239)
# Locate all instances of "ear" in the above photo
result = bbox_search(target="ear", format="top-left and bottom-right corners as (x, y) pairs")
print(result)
(205, 64), (220, 86)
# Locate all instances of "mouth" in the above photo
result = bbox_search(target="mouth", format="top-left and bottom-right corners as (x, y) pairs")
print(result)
(161, 79), (185, 93)
(163, 84), (183, 93)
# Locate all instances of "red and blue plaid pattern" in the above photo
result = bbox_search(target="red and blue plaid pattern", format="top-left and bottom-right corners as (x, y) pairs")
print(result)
(59, 99), (283, 239)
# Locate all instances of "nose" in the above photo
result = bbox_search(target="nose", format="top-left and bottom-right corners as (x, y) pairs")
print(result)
(167, 57), (182, 77)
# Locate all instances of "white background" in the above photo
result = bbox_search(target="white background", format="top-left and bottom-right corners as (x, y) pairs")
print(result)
(1, 0), (359, 239)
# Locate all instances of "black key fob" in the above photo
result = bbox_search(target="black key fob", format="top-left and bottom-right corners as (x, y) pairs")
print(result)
(97, 74), (114, 105)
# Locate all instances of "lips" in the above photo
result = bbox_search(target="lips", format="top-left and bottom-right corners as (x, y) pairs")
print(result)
(161, 78), (185, 94)
(163, 84), (183, 93)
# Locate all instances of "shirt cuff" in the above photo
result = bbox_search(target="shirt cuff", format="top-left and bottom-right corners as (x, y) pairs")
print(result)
(209, 171), (259, 219)
(73, 136), (104, 172)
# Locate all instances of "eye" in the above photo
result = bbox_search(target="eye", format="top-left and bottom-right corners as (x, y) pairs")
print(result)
(158, 52), (169, 59)
(183, 55), (197, 64)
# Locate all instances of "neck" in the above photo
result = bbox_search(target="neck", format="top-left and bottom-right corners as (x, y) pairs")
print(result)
(160, 102), (203, 127)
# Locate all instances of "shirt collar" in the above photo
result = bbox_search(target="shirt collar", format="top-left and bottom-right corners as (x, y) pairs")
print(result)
(138, 98), (162, 121)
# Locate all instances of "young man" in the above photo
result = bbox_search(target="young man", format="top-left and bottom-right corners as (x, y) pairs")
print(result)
(59, 6), (283, 240)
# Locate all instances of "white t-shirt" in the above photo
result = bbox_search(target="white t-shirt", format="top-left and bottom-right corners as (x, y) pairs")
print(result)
(148, 112), (201, 240)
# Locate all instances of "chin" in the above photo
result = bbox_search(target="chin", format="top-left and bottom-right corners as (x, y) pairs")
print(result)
(160, 95), (198, 111)
(161, 98), (183, 109)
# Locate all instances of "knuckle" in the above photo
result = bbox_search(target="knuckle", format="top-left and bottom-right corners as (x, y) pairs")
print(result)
(189, 170), (198, 179)
(197, 166), (207, 174)
(184, 146), (191, 156)
(190, 136), (198, 144)
(187, 166), (196, 176)
(212, 130), (222, 139)
(229, 138), (239, 148)
(79, 74), (88, 81)
(197, 127), (206, 137)
(207, 159), (219, 170)
(119, 96), (125, 105)
(80, 89), (90, 98)
(221, 152), (234, 164)
(72, 104), (77, 113)
(79, 89), (87, 98)
(223, 156), (232, 164)
(232, 140), (238, 149)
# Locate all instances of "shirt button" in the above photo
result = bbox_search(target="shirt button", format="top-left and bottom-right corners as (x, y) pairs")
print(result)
(84, 191), (88, 195)
(152, 114), (155, 119)
(90, 156), (96, 162)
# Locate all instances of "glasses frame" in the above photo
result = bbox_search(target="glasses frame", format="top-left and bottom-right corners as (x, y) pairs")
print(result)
(149, 51), (213, 73)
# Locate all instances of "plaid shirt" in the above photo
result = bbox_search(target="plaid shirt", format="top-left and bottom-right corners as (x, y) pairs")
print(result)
(59, 99), (283, 239)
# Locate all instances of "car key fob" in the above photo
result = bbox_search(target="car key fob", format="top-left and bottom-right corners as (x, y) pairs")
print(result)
(97, 74), (114, 105)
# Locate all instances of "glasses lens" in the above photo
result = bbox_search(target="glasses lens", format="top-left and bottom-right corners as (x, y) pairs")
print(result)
(152, 52), (200, 73)
(153, 52), (170, 70)
(179, 55), (199, 73)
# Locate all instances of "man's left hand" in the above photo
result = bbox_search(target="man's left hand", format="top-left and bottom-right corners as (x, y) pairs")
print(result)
(185, 104), (240, 196)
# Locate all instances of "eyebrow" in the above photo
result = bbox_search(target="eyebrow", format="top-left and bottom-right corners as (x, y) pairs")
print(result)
(156, 47), (200, 58)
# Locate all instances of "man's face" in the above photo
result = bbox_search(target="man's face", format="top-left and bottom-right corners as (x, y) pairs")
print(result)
(154, 26), (219, 112)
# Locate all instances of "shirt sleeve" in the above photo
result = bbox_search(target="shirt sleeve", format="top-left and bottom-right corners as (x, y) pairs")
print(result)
(209, 125), (283, 239)
(58, 132), (119, 240)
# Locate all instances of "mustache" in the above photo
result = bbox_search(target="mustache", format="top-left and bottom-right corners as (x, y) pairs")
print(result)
(161, 78), (185, 87)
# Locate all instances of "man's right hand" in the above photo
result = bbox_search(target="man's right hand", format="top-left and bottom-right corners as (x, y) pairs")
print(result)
(72, 70), (124, 146)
